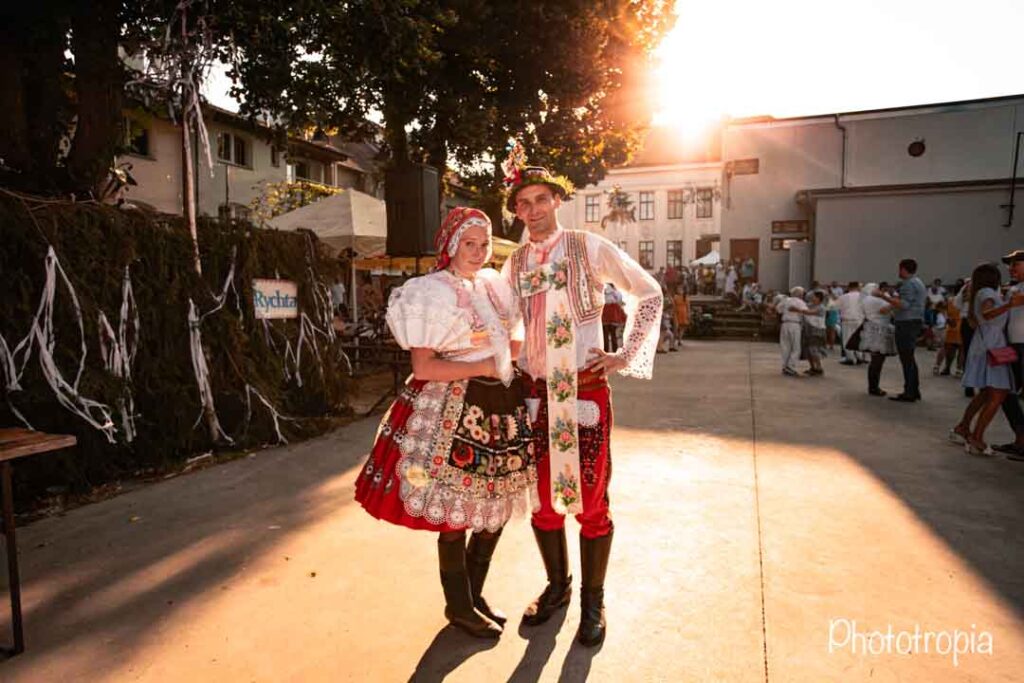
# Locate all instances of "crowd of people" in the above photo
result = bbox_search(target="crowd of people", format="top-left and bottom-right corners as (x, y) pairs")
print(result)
(772, 254), (1024, 463)
(654, 257), (758, 298)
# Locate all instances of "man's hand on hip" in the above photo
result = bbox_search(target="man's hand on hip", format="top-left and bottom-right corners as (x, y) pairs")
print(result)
(585, 347), (627, 376)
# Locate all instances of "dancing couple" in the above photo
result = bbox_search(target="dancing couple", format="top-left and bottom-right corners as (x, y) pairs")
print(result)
(355, 149), (662, 647)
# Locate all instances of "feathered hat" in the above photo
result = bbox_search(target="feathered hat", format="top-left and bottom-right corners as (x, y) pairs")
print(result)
(501, 140), (574, 212)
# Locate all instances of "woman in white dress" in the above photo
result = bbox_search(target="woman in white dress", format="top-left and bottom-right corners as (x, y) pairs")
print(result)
(860, 283), (896, 396)
(355, 207), (539, 638)
(950, 263), (1024, 455)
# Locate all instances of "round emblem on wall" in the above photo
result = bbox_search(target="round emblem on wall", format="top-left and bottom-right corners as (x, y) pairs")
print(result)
(908, 140), (926, 157)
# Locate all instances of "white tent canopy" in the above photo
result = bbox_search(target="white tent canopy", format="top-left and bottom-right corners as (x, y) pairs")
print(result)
(691, 249), (721, 266)
(268, 188), (386, 258)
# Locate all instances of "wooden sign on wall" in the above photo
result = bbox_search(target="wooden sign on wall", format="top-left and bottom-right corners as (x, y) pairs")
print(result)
(771, 220), (809, 235)
(728, 158), (760, 175)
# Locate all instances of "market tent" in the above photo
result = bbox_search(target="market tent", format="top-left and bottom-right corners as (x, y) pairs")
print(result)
(268, 188), (386, 258)
(691, 249), (721, 266)
(353, 236), (519, 273)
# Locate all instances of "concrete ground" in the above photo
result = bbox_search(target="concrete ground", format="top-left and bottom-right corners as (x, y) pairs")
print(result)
(1, 341), (1022, 682)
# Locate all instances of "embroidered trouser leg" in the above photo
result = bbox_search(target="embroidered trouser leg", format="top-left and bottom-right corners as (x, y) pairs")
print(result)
(530, 379), (613, 540)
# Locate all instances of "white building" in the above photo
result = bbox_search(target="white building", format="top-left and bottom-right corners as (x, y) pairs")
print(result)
(721, 94), (1024, 290)
(559, 127), (723, 272)
(118, 104), (380, 219)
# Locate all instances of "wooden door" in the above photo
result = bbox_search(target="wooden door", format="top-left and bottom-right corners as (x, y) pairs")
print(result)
(696, 237), (715, 260)
(729, 238), (760, 281)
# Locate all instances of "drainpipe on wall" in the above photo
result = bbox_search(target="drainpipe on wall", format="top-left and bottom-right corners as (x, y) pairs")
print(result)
(833, 114), (847, 188)
(1002, 131), (1023, 227)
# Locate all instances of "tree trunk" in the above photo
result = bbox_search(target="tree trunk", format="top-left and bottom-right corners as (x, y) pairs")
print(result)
(382, 90), (410, 165)
(0, 7), (69, 192)
(66, 0), (124, 195)
(425, 137), (448, 208)
(0, 22), (31, 179)
(182, 108), (202, 276)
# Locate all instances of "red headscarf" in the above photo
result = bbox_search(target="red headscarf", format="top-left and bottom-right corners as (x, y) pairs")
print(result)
(432, 207), (492, 272)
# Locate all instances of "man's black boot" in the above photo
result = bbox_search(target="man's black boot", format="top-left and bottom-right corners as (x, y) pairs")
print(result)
(576, 530), (613, 647)
(521, 526), (572, 626)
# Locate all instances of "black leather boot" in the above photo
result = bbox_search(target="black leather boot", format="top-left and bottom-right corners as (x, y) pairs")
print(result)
(521, 526), (572, 626)
(576, 530), (612, 647)
(466, 529), (507, 626)
(438, 535), (502, 638)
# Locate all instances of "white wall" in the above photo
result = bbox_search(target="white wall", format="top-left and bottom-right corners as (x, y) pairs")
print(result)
(721, 97), (1024, 291)
(199, 123), (286, 217)
(721, 119), (842, 290)
(845, 103), (1024, 186)
(119, 116), (183, 214)
(560, 163), (723, 270)
(814, 187), (1019, 286)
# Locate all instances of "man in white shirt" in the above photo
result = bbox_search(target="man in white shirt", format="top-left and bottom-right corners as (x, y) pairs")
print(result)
(777, 286), (808, 376)
(996, 250), (1024, 460)
(502, 161), (663, 646)
(837, 282), (867, 365)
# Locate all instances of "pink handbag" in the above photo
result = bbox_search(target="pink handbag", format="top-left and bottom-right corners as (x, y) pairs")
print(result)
(987, 346), (1018, 367)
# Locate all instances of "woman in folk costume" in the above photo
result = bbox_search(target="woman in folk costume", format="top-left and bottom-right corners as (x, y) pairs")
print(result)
(355, 207), (539, 639)
(499, 143), (663, 647)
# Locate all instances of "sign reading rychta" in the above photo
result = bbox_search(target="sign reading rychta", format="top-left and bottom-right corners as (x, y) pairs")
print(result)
(253, 280), (299, 319)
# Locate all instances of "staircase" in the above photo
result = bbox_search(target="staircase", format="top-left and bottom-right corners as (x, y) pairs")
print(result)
(688, 297), (776, 341)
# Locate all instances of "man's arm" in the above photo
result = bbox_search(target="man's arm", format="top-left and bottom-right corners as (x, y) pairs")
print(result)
(585, 234), (663, 379)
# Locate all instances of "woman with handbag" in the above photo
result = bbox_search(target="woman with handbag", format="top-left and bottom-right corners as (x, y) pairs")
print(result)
(355, 207), (539, 638)
(950, 263), (1024, 455)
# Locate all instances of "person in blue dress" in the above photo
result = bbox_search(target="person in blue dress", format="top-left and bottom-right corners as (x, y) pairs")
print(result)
(951, 263), (1024, 455)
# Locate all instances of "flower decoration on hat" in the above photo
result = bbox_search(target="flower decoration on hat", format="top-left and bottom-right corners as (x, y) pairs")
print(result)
(432, 206), (492, 272)
(501, 139), (575, 212)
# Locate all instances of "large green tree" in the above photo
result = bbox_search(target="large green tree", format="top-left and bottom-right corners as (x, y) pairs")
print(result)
(220, 0), (674, 231)
(1, 0), (673, 218)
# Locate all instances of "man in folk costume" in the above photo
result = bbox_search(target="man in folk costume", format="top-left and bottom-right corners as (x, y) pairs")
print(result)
(500, 144), (663, 647)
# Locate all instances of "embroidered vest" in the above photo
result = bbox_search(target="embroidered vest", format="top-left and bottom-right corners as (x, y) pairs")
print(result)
(510, 231), (603, 324)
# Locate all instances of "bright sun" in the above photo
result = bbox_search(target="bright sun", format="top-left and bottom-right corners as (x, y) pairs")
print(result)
(650, 4), (729, 140)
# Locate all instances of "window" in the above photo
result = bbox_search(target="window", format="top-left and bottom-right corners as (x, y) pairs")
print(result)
(638, 191), (654, 220)
(585, 194), (600, 223)
(666, 240), (683, 268)
(639, 240), (654, 269)
(667, 190), (684, 219)
(270, 145), (280, 168)
(696, 188), (713, 218)
(217, 132), (250, 166)
(123, 118), (150, 157)
(294, 161), (311, 181)
(218, 203), (253, 223)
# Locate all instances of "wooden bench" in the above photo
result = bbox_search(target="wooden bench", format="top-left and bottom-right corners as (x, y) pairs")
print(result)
(0, 428), (76, 657)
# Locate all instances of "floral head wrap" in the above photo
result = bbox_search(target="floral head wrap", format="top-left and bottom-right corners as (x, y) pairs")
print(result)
(432, 207), (492, 272)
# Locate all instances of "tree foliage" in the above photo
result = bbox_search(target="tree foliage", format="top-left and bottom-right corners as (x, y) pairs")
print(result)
(218, 0), (675, 230)
(1, 0), (674, 225)
(249, 180), (344, 226)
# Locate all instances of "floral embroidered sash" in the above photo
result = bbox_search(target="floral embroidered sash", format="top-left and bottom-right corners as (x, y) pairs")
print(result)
(518, 258), (583, 515)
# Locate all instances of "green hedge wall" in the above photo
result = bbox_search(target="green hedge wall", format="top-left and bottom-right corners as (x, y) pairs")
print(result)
(0, 193), (350, 508)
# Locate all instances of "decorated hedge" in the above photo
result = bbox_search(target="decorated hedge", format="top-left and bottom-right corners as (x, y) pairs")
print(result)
(0, 192), (350, 509)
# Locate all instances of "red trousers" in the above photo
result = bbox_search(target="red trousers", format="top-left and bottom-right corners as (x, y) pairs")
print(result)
(527, 373), (614, 539)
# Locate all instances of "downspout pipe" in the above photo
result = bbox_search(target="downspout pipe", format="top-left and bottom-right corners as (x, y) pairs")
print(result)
(833, 114), (847, 188)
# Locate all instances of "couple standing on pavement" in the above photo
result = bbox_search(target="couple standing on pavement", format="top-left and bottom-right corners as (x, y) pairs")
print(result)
(950, 252), (1024, 459)
(354, 146), (663, 646)
(870, 259), (928, 401)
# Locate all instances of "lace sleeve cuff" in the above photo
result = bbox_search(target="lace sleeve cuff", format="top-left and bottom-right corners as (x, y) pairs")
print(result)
(617, 293), (663, 380)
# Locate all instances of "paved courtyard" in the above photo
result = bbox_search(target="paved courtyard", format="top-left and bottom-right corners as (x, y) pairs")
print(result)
(1, 341), (1022, 682)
